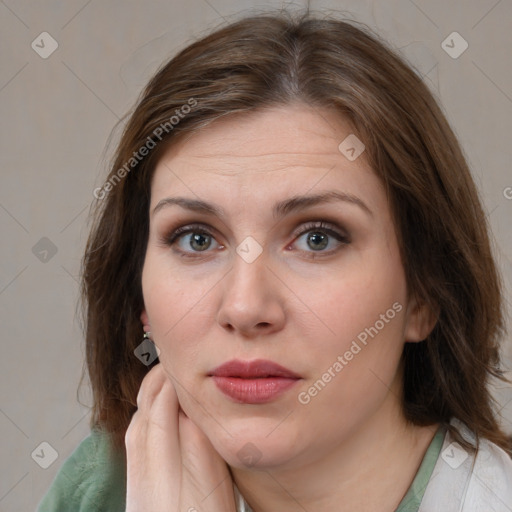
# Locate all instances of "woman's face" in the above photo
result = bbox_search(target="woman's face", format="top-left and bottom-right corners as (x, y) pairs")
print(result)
(141, 103), (431, 470)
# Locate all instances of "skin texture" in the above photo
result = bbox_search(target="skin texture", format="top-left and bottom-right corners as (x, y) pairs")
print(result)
(130, 103), (439, 511)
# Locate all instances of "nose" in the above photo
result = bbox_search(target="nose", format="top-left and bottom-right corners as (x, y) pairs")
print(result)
(216, 249), (286, 338)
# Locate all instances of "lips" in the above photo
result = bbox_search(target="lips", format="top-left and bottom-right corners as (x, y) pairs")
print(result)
(209, 359), (301, 404)
(209, 359), (300, 379)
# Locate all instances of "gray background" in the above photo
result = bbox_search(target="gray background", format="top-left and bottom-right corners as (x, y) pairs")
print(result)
(1, 1), (511, 510)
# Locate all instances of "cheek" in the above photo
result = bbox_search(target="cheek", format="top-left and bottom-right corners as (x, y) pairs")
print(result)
(303, 263), (407, 349)
(294, 251), (408, 405)
(295, 294), (407, 438)
(142, 247), (216, 321)
(141, 255), (213, 374)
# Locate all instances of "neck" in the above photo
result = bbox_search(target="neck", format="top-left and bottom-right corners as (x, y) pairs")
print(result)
(230, 387), (439, 512)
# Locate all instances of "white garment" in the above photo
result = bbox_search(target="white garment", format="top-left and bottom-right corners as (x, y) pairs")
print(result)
(234, 485), (252, 512)
(233, 418), (512, 511)
(419, 418), (512, 511)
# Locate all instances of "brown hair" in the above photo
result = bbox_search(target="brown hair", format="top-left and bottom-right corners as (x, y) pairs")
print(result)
(80, 10), (511, 455)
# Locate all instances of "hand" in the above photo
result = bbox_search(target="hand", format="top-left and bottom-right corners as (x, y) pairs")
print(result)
(125, 363), (237, 512)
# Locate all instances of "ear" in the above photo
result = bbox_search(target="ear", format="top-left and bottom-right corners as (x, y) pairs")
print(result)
(140, 309), (151, 330)
(404, 296), (438, 343)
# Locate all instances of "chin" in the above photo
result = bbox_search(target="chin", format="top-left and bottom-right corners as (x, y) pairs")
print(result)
(206, 419), (303, 470)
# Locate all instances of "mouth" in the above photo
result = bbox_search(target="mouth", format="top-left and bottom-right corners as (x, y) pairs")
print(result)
(208, 359), (301, 404)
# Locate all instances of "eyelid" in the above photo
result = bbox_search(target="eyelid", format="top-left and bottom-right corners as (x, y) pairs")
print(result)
(160, 219), (351, 256)
(292, 220), (350, 242)
(159, 223), (223, 260)
(162, 222), (217, 245)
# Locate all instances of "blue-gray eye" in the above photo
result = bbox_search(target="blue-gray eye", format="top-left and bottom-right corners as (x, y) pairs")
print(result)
(293, 221), (350, 254)
(166, 225), (220, 253)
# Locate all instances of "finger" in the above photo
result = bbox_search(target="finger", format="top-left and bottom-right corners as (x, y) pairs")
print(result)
(127, 364), (182, 464)
(126, 364), (183, 501)
(136, 363), (177, 412)
(179, 412), (236, 511)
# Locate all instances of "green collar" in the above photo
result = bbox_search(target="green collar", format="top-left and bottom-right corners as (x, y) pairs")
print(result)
(395, 424), (446, 511)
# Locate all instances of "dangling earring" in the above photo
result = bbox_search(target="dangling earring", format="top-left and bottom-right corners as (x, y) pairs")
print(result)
(134, 327), (159, 365)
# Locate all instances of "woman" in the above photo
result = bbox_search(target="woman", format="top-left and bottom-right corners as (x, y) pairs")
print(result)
(38, 10), (512, 512)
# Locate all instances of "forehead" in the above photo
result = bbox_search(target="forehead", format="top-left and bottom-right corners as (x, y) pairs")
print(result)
(149, 104), (384, 213)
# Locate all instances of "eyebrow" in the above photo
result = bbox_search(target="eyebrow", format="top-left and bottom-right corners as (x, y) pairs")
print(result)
(152, 191), (373, 219)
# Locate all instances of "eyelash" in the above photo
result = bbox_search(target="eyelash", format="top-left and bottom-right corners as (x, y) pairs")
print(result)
(161, 221), (350, 260)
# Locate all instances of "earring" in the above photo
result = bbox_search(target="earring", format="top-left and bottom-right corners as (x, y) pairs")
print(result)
(142, 322), (152, 341)
(136, 328), (159, 366)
